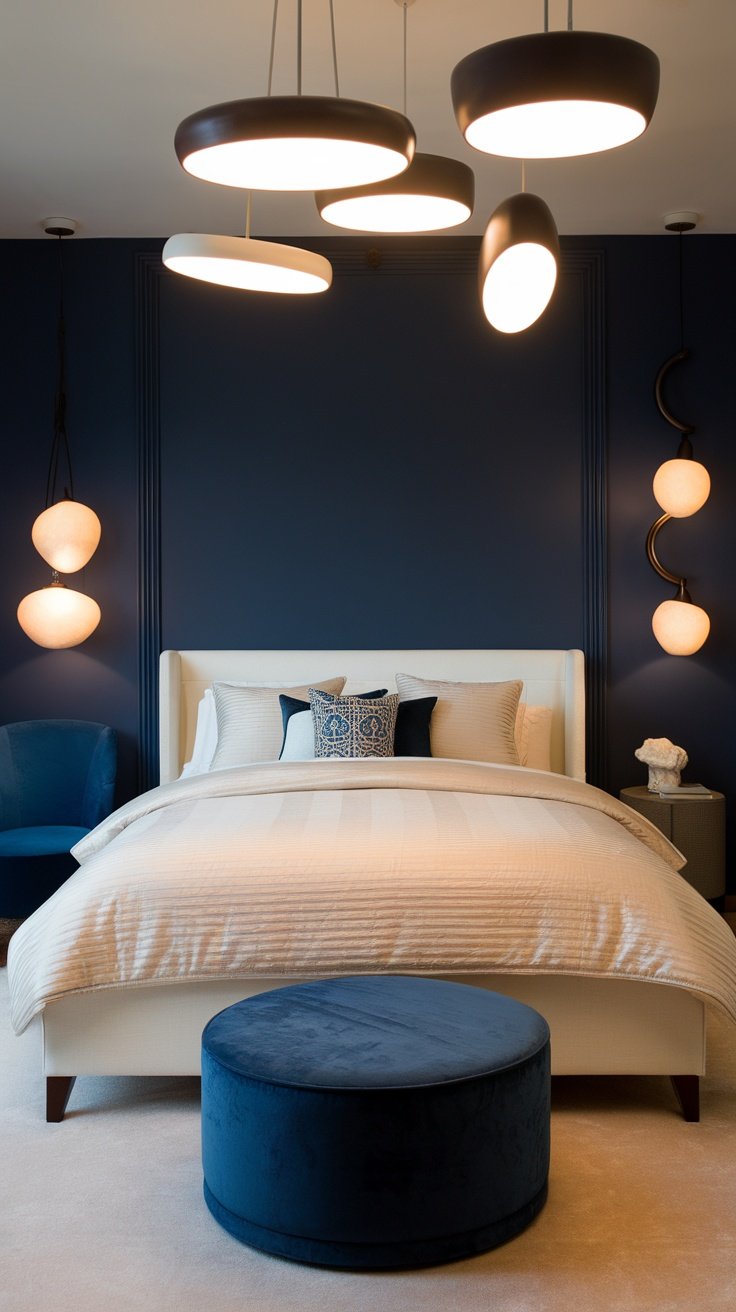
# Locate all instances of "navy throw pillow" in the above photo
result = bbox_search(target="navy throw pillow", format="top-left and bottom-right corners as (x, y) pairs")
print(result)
(394, 696), (437, 757)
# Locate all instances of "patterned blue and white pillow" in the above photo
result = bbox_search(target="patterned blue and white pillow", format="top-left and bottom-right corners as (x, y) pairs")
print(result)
(309, 688), (399, 759)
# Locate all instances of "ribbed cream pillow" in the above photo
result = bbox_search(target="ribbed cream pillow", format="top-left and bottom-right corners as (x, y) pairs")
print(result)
(395, 674), (522, 765)
(211, 678), (346, 769)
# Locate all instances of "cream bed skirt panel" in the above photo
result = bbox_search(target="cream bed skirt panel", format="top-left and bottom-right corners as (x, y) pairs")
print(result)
(38, 974), (705, 1077)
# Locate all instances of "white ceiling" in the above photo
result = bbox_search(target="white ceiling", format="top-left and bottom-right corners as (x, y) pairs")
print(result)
(1, 0), (733, 240)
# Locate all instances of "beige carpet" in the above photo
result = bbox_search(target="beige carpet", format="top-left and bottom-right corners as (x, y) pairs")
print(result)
(2, 969), (735, 1312)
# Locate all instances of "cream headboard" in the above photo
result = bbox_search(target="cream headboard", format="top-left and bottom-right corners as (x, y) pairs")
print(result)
(158, 649), (585, 785)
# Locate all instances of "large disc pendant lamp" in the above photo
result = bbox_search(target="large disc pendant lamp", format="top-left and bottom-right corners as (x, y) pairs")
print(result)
(164, 195), (332, 295)
(646, 215), (710, 656)
(451, 2), (659, 160)
(175, 1), (414, 192)
(479, 188), (559, 334)
(317, 1), (473, 233)
(18, 219), (102, 650)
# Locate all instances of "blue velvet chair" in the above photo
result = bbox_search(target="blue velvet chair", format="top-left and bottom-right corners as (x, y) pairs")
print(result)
(0, 720), (117, 919)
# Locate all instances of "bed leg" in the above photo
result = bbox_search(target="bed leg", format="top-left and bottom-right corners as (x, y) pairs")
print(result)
(670, 1075), (700, 1122)
(46, 1076), (76, 1122)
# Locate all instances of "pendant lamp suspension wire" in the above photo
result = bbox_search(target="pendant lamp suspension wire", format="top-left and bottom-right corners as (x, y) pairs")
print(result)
(402, 0), (408, 116)
(45, 235), (75, 509)
(297, 0), (302, 95)
(542, 2), (574, 32)
(521, 159), (526, 192)
(678, 230), (685, 353)
(329, 0), (340, 97)
(267, 0), (341, 98)
(245, 190), (252, 238)
(267, 0), (279, 94)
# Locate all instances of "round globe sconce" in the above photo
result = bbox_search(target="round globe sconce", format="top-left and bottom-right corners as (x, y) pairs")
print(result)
(479, 192), (559, 334)
(17, 580), (101, 650)
(652, 458), (710, 518)
(652, 596), (710, 657)
(451, 30), (660, 159)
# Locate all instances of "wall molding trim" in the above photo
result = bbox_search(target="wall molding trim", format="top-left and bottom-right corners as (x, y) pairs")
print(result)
(135, 245), (607, 788)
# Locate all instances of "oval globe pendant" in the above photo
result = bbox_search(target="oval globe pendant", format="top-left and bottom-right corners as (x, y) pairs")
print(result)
(652, 597), (710, 656)
(479, 192), (559, 334)
(17, 581), (101, 649)
(31, 499), (102, 573)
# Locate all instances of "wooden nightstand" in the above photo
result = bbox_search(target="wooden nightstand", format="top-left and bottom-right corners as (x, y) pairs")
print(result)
(620, 785), (726, 903)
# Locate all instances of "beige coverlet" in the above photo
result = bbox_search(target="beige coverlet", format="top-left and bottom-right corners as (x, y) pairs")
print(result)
(8, 759), (736, 1033)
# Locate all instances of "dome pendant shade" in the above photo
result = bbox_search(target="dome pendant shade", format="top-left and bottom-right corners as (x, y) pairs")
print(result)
(163, 234), (332, 295)
(31, 500), (101, 573)
(452, 31), (660, 159)
(175, 96), (416, 192)
(653, 458), (711, 518)
(17, 582), (101, 649)
(652, 598), (710, 656)
(316, 152), (474, 233)
(479, 192), (559, 334)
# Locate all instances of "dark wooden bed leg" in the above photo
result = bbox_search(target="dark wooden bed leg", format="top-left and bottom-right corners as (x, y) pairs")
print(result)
(671, 1075), (700, 1122)
(46, 1076), (76, 1122)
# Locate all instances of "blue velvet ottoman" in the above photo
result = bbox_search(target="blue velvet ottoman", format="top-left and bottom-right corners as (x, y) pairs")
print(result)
(201, 976), (550, 1269)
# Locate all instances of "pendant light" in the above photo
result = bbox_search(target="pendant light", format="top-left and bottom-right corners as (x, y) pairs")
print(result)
(451, 0), (659, 160)
(175, 0), (415, 193)
(163, 196), (332, 295)
(478, 170), (559, 334)
(18, 219), (101, 650)
(317, 0), (473, 233)
(646, 215), (710, 656)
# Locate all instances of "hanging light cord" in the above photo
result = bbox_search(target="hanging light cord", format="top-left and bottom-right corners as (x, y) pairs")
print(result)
(543, 2), (574, 31)
(267, 0), (279, 95)
(402, 1), (408, 116)
(45, 236), (75, 508)
(521, 159), (526, 192)
(245, 191), (252, 239)
(678, 229), (685, 352)
(329, 0), (340, 97)
(267, 0), (341, 98)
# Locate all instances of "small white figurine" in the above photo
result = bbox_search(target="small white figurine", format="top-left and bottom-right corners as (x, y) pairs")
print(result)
(634, 737), (688, 792)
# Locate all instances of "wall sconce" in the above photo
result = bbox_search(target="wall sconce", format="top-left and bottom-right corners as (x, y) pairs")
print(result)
(647, 214), (710, 656)
(17, 219), (102, 649)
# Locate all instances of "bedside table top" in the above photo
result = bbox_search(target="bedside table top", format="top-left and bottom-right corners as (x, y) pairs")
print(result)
(621, 785), (724, 804)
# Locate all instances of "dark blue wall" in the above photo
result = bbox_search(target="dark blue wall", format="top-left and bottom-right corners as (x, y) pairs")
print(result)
(0, 234), (733, 880)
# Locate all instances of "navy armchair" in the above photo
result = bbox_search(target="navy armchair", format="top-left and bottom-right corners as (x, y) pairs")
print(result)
(0, 719), (117, 919)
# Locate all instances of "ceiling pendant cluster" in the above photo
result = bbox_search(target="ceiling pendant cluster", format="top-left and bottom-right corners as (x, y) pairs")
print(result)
(165, 0), (659, 328)
(17, 220), (102, 650)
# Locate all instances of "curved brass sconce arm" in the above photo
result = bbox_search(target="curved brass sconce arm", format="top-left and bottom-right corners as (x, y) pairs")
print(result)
(646, 514), (691, 601)
(654, 349), (695, 439)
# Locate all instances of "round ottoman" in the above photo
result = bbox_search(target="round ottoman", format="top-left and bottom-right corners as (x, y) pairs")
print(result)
(201, 976), (550, 1269)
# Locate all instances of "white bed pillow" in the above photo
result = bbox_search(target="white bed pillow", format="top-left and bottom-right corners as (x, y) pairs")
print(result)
(209, 678), (346, 770)
(396, 674), (522, 765)
(516, 703), (553, 771)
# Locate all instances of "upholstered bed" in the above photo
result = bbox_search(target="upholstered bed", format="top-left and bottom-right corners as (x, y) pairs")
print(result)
(8, 648), (736, 1122)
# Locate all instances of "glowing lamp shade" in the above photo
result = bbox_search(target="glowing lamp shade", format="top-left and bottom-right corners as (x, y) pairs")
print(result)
(653, 458), (711, 518)
(652, 598), (710, 656)
(17, 582), (101, 649)
(479, 193), (559, 334)
(452, 31), (660, 159)
(317, 153), (474, 233)
(31, 500), (101, 573)
(163, 234), (332, 295)
(175, 96), (415, 192)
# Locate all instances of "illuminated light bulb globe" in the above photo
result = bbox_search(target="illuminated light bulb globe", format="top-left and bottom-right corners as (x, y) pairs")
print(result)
(652, 599), (710, 656)
(479, 192), (559, 334)
(31, 500), (101, 573)
(17, 582), (101, 649)
(652, 459), (710, 518)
